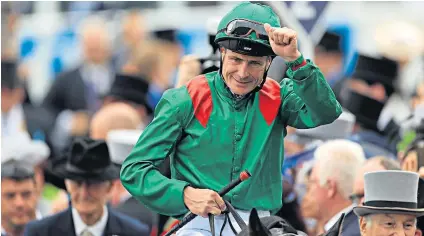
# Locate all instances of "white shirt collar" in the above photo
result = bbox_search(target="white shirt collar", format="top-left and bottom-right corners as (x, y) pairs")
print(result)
(2, 104), (25, 136)
(36, 210), (42, 220)
(72, 206), (108, 236)
(79, 64), (113, 96)
(324, 204), (355, 231)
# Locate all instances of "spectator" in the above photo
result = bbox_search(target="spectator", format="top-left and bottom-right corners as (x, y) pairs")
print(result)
(303, 139), (365, 235)
(353, 170), (422, 236)
(24, 138), (149, 236)
(45, 16), (115, 152)
(1, 132), (58, 217)
(1, 60), (55, 145)
(1, 161), (39, 236)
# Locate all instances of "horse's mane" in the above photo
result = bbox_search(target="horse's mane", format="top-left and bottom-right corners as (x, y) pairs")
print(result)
(236, 208), (344, 236)
(237, 209), (307, 236)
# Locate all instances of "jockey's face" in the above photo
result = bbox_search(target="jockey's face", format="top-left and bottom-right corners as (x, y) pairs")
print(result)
(220, 48), (271, 96)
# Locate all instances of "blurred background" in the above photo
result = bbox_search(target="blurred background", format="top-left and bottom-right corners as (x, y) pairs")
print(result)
(2, 1), (424, 236)
(2, 1), (424, 104)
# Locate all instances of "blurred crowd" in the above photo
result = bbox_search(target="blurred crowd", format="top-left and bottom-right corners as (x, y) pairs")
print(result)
(2, 1), (424, 236)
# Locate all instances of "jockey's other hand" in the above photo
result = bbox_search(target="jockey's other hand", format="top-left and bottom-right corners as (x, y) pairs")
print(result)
(183, 186), (227, 218)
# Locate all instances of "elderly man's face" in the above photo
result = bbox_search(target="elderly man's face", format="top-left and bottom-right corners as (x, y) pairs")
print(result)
(360, 214), (417, 236)
(82, 29), (110, 64)
(65, 180), (112, 223)
(301, 173), (320, 219)
(1, 178), (38, 229)
(220, 49), (270, 96)
(303, 163), (331, 218)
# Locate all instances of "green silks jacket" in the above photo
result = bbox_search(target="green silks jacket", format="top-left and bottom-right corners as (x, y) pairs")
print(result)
(120, 57), (342, 218)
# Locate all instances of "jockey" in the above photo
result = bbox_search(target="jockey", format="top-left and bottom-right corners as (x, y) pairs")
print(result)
(120, 2), (342, 235)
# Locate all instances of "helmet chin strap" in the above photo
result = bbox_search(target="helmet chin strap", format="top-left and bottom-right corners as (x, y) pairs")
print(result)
(252, 61), (272, 93)
(219, 54), (274, 97)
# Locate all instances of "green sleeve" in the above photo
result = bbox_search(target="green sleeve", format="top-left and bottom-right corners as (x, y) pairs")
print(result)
(280, 56), (342, 129)
(120, 88), (191, 217)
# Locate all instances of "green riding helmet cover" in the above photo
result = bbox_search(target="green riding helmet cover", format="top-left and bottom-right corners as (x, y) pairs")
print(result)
(215, 2), (281, 57)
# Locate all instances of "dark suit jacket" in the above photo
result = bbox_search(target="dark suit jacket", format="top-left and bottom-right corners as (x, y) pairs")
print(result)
(42, 67), (89, 116)
(23, 207), (150, 236)
(341, 209), (360, 236)
(115, 197), (157, 230)
(23, 104), (55, 144)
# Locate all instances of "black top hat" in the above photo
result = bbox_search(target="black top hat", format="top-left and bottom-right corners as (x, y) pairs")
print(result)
(351, 54), (398, 95)
(339, 88), (385, 132)
(316, 31), (342, 53)
(106, 74), (153, 114)
(153, 29), (179, 44)
(1, 60), (21, 89)
(50, 137), (120, 182)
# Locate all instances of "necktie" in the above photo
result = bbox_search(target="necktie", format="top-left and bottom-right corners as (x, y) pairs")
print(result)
(80, 229), (94, 236)
(85, 80), (100, 115)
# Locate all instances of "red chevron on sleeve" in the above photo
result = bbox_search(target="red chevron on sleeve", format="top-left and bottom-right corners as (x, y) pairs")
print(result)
(259, 79), (281, 125)
(186, 76), (213, 128)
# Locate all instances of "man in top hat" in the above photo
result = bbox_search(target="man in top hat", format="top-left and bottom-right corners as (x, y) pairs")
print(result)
(47, 103), (143, 215)
(121, 2), (342, 235)
(1, 157), (40, 236)
(353, 170), (423, 236)
(24, 137), (149, 236)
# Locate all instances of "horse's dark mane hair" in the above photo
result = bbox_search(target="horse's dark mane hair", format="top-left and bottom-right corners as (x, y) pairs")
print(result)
(237, 208), (344, 236)
(237, 209), (306, 236)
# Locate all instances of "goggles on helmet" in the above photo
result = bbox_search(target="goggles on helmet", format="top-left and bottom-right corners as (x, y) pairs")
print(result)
(218, 19), (269, 41)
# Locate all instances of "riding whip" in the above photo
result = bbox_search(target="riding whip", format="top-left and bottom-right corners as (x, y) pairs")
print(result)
(163, 170), (251, 236)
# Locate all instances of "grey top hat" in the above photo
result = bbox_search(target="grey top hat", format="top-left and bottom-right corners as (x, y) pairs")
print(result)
(292, 110), (356, 145)
(353, 170), (424, 217)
